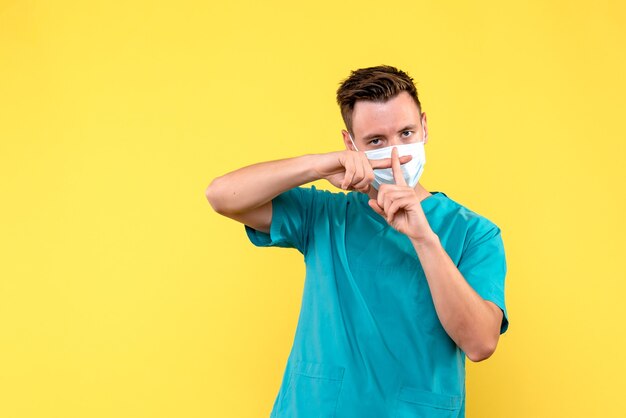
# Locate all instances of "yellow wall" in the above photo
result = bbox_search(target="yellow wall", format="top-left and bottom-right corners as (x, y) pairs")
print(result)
(1, 1), (624, 417)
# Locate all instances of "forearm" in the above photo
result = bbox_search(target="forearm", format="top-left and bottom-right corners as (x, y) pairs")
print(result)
(206, 153), (327, 215)
(410, 233), (500, 362)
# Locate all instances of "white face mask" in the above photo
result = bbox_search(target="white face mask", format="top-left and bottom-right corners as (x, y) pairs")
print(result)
(348, 127), (427, 190)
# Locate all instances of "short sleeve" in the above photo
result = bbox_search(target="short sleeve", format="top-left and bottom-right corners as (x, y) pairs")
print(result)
(244, 186), (318, 254)
(457, 224), (509, 334)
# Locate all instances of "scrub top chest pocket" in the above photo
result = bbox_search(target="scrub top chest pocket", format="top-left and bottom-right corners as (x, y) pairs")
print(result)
(276, 360), (345, 418)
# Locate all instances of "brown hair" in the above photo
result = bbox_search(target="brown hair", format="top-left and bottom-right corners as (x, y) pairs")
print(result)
(336, 65), (422, 135)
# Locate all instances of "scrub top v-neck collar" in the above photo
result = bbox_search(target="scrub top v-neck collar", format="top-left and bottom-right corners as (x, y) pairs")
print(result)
(354, 190), (447, 227)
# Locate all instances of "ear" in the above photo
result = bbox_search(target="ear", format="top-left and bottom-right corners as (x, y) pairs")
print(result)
(421, 112), (429, 144)
(342, 129), (357, 151)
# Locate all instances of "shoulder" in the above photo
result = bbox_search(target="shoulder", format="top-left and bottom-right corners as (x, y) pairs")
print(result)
(434, 192), (502, 242)
(276, 185), (349, 212)
(282, 184), (348, 202)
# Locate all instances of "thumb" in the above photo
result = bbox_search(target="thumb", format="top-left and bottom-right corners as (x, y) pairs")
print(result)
(368, 199), (385, 216)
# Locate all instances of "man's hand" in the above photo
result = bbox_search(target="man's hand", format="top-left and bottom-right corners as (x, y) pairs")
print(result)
(367, 147), (434, 243)
(314, 150), (412, 194)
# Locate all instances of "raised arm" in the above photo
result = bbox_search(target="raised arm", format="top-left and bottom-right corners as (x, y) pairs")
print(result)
(205, 150), (411, 233)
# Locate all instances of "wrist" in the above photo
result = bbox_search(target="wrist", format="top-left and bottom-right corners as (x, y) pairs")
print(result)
(409, 229), (440, 250)
(309, 151), (343, 179)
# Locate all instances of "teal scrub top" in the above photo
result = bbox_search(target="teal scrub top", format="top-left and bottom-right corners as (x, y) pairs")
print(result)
(245, 186), (509, 418)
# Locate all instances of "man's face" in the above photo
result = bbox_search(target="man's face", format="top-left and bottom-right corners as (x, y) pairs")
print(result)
(342, 91), (428, 151)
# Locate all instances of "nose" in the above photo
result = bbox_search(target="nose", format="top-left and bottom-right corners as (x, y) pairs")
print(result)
(389, 135), (407, 147)
(389, 133), (420, 147)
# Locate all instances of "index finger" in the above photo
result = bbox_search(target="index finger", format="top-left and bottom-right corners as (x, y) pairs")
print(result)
(369, 154), (412, 169)
(391, 147), (407, 186)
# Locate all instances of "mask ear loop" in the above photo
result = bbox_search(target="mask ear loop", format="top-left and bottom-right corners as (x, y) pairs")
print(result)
(348, 133), (360, 151)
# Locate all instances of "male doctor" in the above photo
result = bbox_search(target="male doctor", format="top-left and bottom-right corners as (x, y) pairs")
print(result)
(206, 65), (509, 418)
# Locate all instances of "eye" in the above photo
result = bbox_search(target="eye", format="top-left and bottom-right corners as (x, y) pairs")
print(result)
(369, 138), (381, 145)
(402, 130), (413, 137)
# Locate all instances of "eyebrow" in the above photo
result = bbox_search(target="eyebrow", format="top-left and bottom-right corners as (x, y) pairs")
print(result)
(362, 125), (418, 140)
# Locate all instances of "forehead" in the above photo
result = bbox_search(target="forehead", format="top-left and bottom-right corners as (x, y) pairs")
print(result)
(351, 91), (421, 136)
